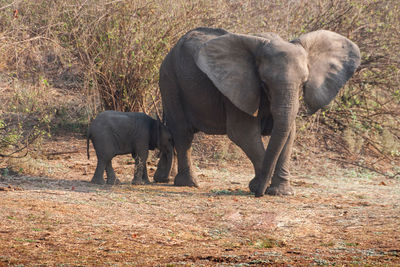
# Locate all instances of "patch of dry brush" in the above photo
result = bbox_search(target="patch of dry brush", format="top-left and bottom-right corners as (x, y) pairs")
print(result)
(0, 0), (399, 176)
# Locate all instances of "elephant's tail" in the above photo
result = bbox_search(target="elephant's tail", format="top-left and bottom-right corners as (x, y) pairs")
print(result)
(86, 132), (91, 160)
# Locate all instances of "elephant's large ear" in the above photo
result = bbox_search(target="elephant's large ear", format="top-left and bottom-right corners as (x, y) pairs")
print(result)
(293, 30), (360, 114)
(195, 33), (267, 116)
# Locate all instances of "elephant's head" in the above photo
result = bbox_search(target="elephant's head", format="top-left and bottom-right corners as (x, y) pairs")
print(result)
(195, 30), (360, 116)
(195, 29), (360, 196)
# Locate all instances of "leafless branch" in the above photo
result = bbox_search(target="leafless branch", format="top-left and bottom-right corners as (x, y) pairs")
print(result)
(329, 157), (400, 179)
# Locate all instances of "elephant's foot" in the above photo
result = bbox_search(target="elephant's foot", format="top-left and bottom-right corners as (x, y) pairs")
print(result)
(106, 177), (121, 185)
(153, 170), (170, 183)
(249, 177), (260, 194)
(142, 177), (152, 185)
(91, 177), (106, 185)
(174, 171), (198, 187)
(131, 179), (146, 185)
(266, 180), (294, 196)
(249, 177), (267, 197)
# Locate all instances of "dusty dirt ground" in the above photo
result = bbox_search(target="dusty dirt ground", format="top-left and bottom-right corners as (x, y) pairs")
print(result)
(1, 134), (400, 266)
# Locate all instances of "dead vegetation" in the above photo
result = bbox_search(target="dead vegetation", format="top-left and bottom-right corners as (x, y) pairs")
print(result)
(1, 0), (399, 175)
(1, 0), (400, 265)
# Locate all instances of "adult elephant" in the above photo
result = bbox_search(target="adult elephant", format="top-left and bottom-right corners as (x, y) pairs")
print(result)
(154, 27), (360, 197)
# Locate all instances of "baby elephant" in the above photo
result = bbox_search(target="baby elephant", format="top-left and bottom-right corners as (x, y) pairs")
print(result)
(87, 111), (173, 185)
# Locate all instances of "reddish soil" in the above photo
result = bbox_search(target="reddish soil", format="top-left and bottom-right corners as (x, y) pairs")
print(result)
(1, 134), (399, 266)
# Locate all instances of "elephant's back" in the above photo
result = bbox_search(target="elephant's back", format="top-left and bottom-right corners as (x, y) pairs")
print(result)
(178, 27), (228, 55)
(160, 27), (228, 78)
(90, 111), (151, 135)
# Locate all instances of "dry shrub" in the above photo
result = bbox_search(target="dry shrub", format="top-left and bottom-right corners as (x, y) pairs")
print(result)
(343, 127), (363, 155)
(0, 82), (52, 159)
(287, 0), (400, 174)
(6, 155), (56, 177)
(0, 0), (399, 175)
(381, 128), (400, 157)
(60, 0), (292, 114)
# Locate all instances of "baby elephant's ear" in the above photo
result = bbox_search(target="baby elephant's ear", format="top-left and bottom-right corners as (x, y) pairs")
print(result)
(294, 30), (361, 114)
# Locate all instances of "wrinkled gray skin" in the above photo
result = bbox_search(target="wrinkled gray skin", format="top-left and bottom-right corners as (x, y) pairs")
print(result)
(87, 111), (173, 185)
(154, 27), (360, 197)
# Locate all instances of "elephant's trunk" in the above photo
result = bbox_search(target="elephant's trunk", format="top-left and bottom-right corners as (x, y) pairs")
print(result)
(255, 84), (299, 197)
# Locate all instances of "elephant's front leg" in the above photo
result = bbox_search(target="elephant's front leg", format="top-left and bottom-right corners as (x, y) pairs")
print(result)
(173, 132), (198, 187)
(266, 123), (296, 196)
(225, 104), (265, 190)
(228, 133), (265, 188)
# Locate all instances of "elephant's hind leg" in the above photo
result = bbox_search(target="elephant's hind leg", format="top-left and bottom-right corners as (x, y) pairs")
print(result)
(159, 74), (198, 188)
(170, 129), (198, 187)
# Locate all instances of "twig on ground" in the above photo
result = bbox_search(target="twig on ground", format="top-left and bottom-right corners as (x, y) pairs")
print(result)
(329, 157), (399, 179)
(46, 150), (80, 156)
(0, 149), (28, 158)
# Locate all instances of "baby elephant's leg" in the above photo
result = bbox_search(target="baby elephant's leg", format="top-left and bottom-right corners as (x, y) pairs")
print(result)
(132, 150), (149, 185)
(142, 162), (151, 184)
(105, 160), (121, 185)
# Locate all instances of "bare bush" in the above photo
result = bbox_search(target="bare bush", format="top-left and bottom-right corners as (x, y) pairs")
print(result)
(286, 0), (400, 175)
(0, 0), (399, 175)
